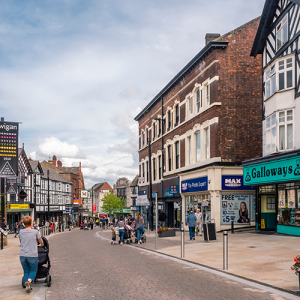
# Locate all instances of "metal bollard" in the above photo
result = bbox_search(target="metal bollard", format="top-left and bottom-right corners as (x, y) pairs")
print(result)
(181, 222), (185, 258)
(223, 231), (228, 270)
(231, 219), (234, 234)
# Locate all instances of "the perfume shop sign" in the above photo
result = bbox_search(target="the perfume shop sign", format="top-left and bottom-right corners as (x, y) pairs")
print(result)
(243, 156), (300, 186)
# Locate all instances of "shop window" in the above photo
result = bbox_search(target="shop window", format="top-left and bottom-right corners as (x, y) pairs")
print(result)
(267, 197), (275, 210)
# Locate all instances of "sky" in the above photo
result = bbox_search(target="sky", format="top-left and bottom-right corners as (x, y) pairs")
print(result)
(0, 0), (265, 188)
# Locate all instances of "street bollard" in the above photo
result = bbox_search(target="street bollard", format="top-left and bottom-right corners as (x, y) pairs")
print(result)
(42, 227), (45, 236)
(223, 231), (228, 270)
(147, 221), (150, 236)
(181, 222), (185, 258)
(231, 219), (234, 234)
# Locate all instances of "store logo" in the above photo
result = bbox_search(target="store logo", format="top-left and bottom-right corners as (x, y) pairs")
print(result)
(0, 123), (17, 131)
(182, 183), (188, 191)
(224, 178), (241, 187)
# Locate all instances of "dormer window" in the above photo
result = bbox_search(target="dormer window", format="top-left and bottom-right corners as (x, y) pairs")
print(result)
(276, 15), (288, 50)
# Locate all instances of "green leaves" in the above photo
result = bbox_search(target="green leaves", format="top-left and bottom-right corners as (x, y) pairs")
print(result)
(101, 192), (126, 213)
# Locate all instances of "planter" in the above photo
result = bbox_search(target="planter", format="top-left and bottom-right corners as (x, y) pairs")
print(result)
(158, 230), (176, 237)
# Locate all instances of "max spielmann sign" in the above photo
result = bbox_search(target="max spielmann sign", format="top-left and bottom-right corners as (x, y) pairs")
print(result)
(0, 121), (19, 178)
(243, 156), (300, 186)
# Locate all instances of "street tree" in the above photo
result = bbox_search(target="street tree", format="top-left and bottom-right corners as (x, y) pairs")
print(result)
(101, 192), (126, 213)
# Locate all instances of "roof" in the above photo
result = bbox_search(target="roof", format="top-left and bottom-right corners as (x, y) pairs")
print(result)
(134, 40), (229, 121)
(89, 182), (113, 192)
(130, 175), (139, 187)
(251, 0), (300, 57)
(18, 148), (33, 174)
(29, 161), (44, 175)
(41, 166), (72, 184)
(58, 167), (79, 174)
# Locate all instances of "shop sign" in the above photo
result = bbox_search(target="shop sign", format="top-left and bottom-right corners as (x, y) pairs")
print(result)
(152, 192), (157, 198)
(181, 176), (208, 193)
(243, 156), (300, 185)
(222, 175), (255, 190)
(66, 208), (70, 213)
(220, 194), (250, 225)
(99, 213), (108, 218)
(6, 178), (17, 194)
(169, 185), (178, 194)
(71, 209), (75, 214)
(49, 206), (59, 211)
(136, 195), (149, 206)
(73, 198), (79, 205)
(93, 204), (96, 213)
(0, 121), (19, 178)
(164, 190), (173, 197)
(120, 209), (131, 213)
(10, 204), (29, 210)
(81, 190), (89, 199)
(131, 206), (137, 211)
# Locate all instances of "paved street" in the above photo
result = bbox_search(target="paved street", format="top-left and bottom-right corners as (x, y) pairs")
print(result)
(45, 229), (297, 300)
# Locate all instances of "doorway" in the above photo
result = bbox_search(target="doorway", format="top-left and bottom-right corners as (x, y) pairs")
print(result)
(259, 194), (276, 230)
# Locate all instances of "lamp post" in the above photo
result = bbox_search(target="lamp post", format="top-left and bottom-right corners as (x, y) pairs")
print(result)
(91, 187), (94, 219)
(47, 170), (50, 221)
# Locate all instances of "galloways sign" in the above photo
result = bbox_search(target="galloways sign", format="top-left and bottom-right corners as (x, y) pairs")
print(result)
(243, 156), (300, 186)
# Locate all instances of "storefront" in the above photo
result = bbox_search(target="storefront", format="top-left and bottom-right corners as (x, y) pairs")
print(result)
(180, 168), (256, 232)
(243, 150), (300, 236)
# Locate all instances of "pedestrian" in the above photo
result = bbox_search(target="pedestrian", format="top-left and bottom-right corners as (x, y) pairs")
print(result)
(114, 217), (118, 226)
(19, 216), (44, 294)
(55, 221), (58, 232)
(73, 220), (76, 228)
(68, 219), (72, 231)
(111, 227), (116, 245)
(102, 218), (106, 230)
(134, 212), (144, 244)
(118, 216), (125, 245)
(108, 216), (111, 227)
(18, 218), (25, 231)
(90, 218), (94, 230)
(195, 209), (203, 236)
(45, 220), (49, 228)
(186, 210), (198, 241)
(158, 210), (167, 228)
(14, 222), (18, 238)
(32, 221), (39, 230)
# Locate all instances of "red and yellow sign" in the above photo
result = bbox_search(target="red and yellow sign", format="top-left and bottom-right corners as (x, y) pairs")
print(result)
(10, 204), (29, 210)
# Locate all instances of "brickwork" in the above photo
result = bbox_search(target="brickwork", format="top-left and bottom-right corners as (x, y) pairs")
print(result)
(137, 17), (262, 175)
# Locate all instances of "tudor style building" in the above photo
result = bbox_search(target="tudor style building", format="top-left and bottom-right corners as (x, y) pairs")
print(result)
(243, 0), (300, 236)
(135, 18), (263, 231)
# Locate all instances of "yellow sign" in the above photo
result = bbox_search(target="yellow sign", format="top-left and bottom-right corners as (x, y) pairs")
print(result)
(10, 204), (29, 210)
(261, 219), (265, 229)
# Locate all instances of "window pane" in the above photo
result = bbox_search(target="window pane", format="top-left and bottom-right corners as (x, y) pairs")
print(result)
(196, 132), (201, 162)
(279, 73), (285, 90)
(271, 75), (276, 94)
(271, 114), (276, 126)
(287, 58), (292, 68)
(287, 110), (293, 121)
(266, 81), (270, 98)
(266, 130), (271, 151)
(287, 70), (293, 88)
(279, 125), (285, 150)
(271, 127), (276, 151)
(287, 124), (293, 149)
(270, 65), (275, 76)
(279, 60), (284, 70)
(277, 31), (282, 49)
(279, 111), (285, 122)
(206, 128), (209, 159)
(266, 69), (270, 80)
(282, 23), (288, 44)
(266, 117), (270, 128)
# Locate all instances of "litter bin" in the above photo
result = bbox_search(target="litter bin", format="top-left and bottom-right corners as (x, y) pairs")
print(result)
(203, 219), (216, 241)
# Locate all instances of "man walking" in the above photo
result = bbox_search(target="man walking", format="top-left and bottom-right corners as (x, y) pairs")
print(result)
(90, 218), (94, 230)
(195, 209), (203, 236)
(68, 219), (72, 231)
(158, 210), (167, 228)
(186, 211), (198, 240)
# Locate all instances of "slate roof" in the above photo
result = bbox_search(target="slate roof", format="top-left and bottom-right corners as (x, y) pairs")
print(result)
(41, 166), (72, 184)
(58, 167), (79, 174)
(30, 161), (44, 175)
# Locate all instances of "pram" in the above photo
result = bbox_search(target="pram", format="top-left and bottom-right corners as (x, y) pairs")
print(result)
(22, 236), (51, 288)
(134, 228), (147, 244)
(119, 225), (133, 244)
(84, 222), (89, 230)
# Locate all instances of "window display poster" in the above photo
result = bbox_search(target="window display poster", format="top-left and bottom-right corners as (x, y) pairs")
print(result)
(288, 190), (296, 208)
(278, 190), (285, 208)
(221, 194), (250, 225)
(298, 190), (300, 208)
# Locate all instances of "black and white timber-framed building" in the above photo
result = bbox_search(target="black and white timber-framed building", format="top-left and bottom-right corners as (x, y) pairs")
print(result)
(243, 0), (300, 236)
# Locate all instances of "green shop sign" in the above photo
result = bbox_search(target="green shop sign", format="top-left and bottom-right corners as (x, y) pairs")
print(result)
(243, 156), (300, 185)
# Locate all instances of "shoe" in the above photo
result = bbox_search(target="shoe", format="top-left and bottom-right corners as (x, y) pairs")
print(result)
(139, 240), (142, 244)
(25, 281), (31, 293)
(193, 237), (195, 240)
(120, 242), (123, 245)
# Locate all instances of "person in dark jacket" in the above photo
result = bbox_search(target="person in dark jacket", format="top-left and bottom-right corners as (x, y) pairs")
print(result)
(158, 210), (167, 228)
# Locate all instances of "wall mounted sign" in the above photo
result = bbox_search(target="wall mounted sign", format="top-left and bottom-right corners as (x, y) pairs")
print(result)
(136, 195), (149, 206)
(10, 204), (29, 209)
(181, 177), (208, 193)
(169, 185), (178, 194)
(243, 156), (300, 185)
(222, 175), (255, 190)
(0, 121), (19, 178)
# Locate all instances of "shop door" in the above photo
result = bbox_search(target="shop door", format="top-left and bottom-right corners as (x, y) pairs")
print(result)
(166, 202), (174, 228)
(260, 195), (276, 231)
(174, 202), (181, 229)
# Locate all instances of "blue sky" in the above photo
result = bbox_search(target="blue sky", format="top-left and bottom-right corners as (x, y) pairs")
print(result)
(0, 0), (265, 188)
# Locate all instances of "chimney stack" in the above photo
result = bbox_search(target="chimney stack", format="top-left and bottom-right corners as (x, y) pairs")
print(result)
(52, 155), (57, 167)
(57, 160), (62, 168)
(205, 33), (221, 45)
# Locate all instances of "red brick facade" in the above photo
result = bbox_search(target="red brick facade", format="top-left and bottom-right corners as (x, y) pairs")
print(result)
(136, 17), (262, 179)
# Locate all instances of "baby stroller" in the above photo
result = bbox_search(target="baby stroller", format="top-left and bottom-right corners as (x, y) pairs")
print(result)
(22, 236), (51, 288)
(135, 228), (147, 244)
(119, 226), (133, 244)
(84, 222), (89, 230)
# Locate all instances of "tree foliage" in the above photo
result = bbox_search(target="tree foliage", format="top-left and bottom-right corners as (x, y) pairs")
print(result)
(101, 192), (126, 213)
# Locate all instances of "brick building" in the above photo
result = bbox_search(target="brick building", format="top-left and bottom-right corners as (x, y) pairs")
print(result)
(135, 18), (263, 231)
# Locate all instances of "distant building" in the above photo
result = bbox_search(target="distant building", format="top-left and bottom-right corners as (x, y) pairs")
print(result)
(113, 178), (131, 215)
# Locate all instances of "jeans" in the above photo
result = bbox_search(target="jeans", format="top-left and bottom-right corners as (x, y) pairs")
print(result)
(136, 225), (144, 242)
(119, 229), (125, 243)
(15, 230), (18, 237)
(20, 256), (38, 285)
(189, 227), (195, 240)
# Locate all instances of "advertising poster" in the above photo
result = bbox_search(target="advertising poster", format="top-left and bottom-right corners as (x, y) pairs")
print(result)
(220, 194), (250, 225)
(287, 190), (296, 208)
(278, 190), (285, 208)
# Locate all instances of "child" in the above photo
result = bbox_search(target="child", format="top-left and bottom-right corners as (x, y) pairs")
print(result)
(111, 227), (116, 244)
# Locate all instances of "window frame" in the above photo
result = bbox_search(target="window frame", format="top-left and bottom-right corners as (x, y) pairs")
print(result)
(158, 155), (162, 179)
(195, 131), (201, 162)
(175, 141), (180, 169)
(168, 145), (172, 171)
(196, 90), (201, 113)
(188, 136), (192, 165)
(276, 15), (288, 51)
(153, 158), (156, 181)
(168, 110), (171, 131)
(205, 127), (210, 160)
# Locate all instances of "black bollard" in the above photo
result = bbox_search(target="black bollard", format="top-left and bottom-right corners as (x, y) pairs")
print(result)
(231, 219), (234, 234)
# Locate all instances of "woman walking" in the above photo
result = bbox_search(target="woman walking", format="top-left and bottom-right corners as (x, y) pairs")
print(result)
(19, 216), (44, 293)
(135, 212), (144, 244)
(118, 216), (125, 245)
